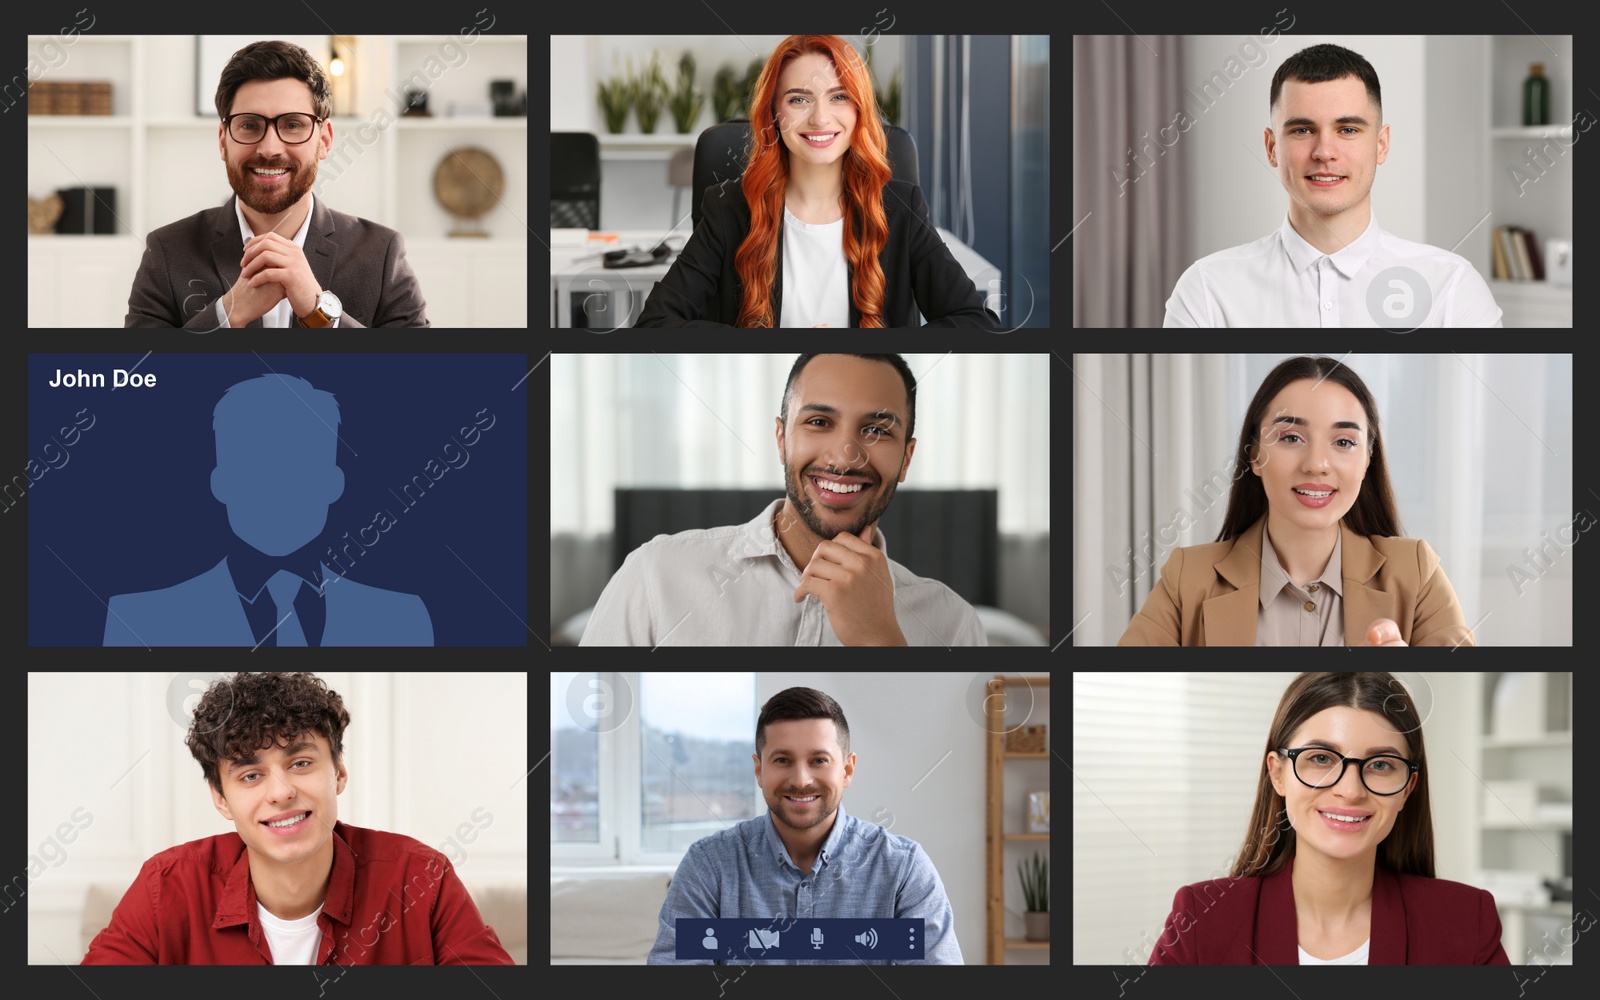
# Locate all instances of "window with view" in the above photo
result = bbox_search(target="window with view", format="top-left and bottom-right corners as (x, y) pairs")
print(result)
(551, 672), (758, 862)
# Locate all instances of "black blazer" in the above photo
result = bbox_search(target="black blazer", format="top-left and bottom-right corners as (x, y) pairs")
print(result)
(634, 180), (1001, 328)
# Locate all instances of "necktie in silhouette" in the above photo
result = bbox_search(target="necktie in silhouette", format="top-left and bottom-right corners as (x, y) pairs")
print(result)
(265, 570), (309, 646)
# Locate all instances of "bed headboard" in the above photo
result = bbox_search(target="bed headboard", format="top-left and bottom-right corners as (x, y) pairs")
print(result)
(612, 489), (999, 607)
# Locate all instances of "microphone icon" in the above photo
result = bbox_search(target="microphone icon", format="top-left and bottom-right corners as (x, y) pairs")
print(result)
(810, 927), (824, 950)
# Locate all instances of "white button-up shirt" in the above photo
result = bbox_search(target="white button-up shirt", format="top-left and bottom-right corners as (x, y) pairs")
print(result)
(1164, 213), (1502, 327)
(579, 499), (987, 646)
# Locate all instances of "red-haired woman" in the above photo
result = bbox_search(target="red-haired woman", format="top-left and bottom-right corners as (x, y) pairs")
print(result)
(635, 35), (1000, 328)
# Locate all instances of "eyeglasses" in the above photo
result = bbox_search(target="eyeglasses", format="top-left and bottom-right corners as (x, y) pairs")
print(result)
(223, 113), (323, 145)
(1277, 746), (1418, 796)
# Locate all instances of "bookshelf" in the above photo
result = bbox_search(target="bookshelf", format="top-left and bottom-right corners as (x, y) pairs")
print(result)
(985, 674), (1051, 965)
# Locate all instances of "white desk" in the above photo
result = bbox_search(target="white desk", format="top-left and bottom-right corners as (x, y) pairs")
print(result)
(550, 228), (1000, 328)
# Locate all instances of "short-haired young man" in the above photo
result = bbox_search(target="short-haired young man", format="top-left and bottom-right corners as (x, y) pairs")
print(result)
(1165, 43), (1501, 327)
(125, 40), (429, 328)
(82, 672), (512, 964)
(648, 687), (963, 964)
(581, 353), (986, 646)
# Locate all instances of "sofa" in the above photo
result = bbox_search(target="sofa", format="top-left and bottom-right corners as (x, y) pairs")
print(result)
(550, 871), (673, 964)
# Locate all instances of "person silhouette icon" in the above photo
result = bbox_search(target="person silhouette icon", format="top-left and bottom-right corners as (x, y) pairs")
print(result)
(102, 374), (433, 646)
(702, 928), (718, 950)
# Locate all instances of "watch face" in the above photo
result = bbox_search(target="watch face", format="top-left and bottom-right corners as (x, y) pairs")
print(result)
(319, 290), (342, 317)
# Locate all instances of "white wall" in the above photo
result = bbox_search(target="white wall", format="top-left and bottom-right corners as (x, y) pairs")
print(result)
(1180, 34), (1426, 263)
(25, 672), (527, 964)
(757, 672), (1051, 966)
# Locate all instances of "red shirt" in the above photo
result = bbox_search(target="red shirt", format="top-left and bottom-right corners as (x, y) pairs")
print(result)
(82, 821), (514, 965)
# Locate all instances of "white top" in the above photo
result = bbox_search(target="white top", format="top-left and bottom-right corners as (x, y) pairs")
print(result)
(216, 193), (338, 328)
(1298, 937), (1370, 965)
(779, 207), (851, 328)
(579, 499), (986, 646)
(1164, 213), (1502, 327)
(257, 902), (324, 965)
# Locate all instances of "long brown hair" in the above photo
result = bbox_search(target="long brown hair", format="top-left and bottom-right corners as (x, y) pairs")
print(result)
(1215, 356), (1402, 542)
(735, 35), (892, 327)
(1228, 672), (1434, 880)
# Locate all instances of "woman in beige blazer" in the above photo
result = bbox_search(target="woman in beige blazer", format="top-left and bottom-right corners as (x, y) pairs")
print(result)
(1120, 356), (1474, 647)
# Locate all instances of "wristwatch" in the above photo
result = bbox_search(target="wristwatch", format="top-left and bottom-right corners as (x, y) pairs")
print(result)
(295, 289), (342, 328)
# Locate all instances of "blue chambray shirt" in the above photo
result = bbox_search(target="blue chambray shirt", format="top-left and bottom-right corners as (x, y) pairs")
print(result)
(647, 805), (963, 964)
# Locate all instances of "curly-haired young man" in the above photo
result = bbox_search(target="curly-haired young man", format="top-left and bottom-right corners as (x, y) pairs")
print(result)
(82, 673), (513, 965)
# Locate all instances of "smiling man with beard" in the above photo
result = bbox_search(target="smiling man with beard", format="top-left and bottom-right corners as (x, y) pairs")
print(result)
(647, 688), (963, 964)
(580, 353), (985, 646)
(125, 40), (429, 328)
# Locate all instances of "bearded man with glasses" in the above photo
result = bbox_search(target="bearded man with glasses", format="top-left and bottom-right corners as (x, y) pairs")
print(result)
(126, 40), (429, 328)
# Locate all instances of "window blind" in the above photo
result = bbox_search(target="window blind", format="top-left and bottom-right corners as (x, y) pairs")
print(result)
(1072, 672), (1298, 965)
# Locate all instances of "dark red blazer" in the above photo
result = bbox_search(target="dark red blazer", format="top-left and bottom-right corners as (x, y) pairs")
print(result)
(1148, 857), (1510, 965)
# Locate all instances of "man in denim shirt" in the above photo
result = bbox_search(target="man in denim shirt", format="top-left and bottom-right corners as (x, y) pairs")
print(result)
(648, 687), (962, 964)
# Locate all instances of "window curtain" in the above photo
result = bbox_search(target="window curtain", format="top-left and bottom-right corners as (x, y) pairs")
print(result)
(552, 354), (1051, 633)
(551, 354), (1049, 535)
(1072, 35), (1188, 327)
(1073, 354), (1573, 645)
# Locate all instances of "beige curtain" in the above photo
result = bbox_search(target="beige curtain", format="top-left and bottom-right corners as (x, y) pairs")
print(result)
(1072, 36), (1187, 328)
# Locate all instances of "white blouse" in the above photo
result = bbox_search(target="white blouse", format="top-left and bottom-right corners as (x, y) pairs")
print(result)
(1298, 937), (1370, 965)
(779, 207), (851, 328)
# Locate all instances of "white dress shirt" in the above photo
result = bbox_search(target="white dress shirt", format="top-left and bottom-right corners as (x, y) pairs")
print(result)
(779, 207), (851, 328)
(1165, 212), (1502, 327)
(216, 193), (338, 328)
(579, 499), (987, 646)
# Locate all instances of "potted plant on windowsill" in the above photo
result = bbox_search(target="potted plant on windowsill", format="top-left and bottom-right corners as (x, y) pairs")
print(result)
(1018, 852), (1048, 942)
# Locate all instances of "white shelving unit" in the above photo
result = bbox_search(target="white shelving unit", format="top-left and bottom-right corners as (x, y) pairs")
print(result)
(1484, 36), (1572, 325)
(26, 33), (529, 327)
(1473, 672), (1573, 965)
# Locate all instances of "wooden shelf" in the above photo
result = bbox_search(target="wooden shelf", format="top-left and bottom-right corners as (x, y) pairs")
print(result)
(987, 673), (1051, 965)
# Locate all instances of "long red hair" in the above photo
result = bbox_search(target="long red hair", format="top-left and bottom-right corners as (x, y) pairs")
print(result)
(735, 35), (892, 328)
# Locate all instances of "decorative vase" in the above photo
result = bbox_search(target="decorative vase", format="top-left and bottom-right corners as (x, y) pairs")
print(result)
(1024, 911), (1049, 942)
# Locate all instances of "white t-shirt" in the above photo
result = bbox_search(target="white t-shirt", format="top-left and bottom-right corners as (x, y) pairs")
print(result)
(779, 207), (850, 328)
(258, 902), (324, 965)
(1164, 212), (1502, 327)
(1298, 937), (1370, 965)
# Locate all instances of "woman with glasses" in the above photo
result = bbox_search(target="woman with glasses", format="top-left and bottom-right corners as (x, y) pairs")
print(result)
(1149, 672), (1509, 965)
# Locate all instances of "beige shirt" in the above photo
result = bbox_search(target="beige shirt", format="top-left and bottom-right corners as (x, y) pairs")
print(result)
(579, 499), (986, 646)
(1257, 527), (1345, 646)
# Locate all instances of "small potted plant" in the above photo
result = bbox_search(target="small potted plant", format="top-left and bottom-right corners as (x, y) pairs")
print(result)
(633, 50), (667, 134)
(711, 63), (742, 122)
(597, 53), (634, 134)
(864, 44), (900, 126)
(669, 52), (704, 133)
(1018, 852), (1048, 942)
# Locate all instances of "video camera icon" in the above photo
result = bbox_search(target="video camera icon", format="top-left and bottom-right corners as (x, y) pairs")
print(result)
(854, 928), (878, 949)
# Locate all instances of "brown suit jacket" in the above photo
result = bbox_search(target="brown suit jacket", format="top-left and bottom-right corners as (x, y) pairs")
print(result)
(125, 196), (429, 328)
(1118, 517), (1475, 646)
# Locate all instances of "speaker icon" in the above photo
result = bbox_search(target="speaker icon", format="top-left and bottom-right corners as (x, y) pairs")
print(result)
(854, 928), (879, 949)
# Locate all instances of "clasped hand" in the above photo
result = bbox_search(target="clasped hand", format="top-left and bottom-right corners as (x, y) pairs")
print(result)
(223, 233), (320, 326)
(793, 524), (907, 646)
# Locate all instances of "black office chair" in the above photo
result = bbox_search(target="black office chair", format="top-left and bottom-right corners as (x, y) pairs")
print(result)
(690, 119), (920, 231)
(551, 132), (600, 229)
